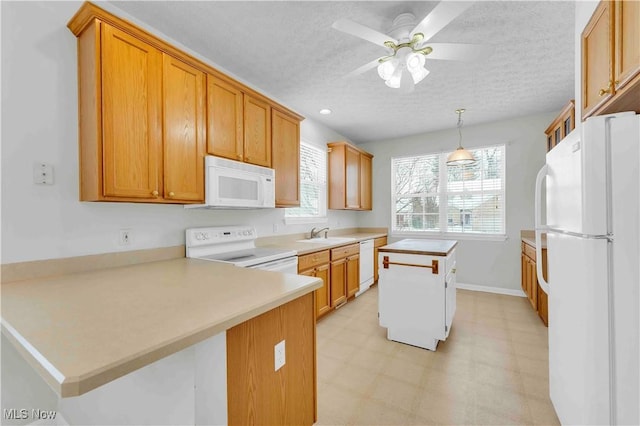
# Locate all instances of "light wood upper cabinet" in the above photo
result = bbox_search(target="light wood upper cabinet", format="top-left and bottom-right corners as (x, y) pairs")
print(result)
(100, 24), (162, 200)
(614, 0), (640, 87)
(544, 100), (575, 152)
(359, 153), (372, 210)
(327, 141), (374, 211)
(582, 0), (640, 119)
(206, 75), (244, 161)
(68, 2), (304, 205)
(272, 109), (300, 207)
(162, 54), (206, 202)
(243, 95), (271, 167)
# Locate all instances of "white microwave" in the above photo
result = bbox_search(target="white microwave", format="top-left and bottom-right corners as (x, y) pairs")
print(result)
(187, 156), (275, 209)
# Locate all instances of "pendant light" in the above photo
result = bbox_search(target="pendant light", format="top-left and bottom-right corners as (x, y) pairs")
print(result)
(446, 108), (476, 166)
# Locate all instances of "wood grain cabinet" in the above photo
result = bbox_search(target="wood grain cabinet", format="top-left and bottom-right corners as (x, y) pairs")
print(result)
(544, 100), (575, 152)
(68, 2), (304, 205)
(227, 292), (316, 425)
(521, 240), (548, 326)
(330, 243), (360, 306)
(272, 109), (301, 207)
(72, 20), (205, 203)
(327, 141), (374, 210)
(298, 250), (331, 319)
(373, 236), (388, 283)
(582, 0), (640, 119)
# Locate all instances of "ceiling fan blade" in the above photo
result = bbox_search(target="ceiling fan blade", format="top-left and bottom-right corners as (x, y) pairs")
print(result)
(332, 18), (397, 47)
(424, 43), (492, 61)
(411, 2), (475, 42)
(344, 58), (381, 78)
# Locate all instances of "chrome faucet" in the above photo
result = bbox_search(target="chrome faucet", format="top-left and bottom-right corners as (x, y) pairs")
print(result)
(310, 227), (330, 239)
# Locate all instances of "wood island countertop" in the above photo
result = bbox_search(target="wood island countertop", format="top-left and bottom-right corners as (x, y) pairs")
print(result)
(1, 258), (322, 397)
(378, 239), (458, 256)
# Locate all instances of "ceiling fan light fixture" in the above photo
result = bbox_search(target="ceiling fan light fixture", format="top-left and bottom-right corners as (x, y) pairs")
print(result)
(447, 108), (477, 167)
(406, 52), (425, 72)
(410, 66), (429, 84)
(377, 60), (397, 81)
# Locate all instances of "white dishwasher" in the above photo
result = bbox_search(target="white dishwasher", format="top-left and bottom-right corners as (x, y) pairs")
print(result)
(356, 239), (374, 296)
(378, 239), (457, 351)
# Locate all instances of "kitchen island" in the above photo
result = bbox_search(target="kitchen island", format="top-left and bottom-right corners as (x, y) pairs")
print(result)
(378, 239), (457, 351)
(1, 258), (321, 425)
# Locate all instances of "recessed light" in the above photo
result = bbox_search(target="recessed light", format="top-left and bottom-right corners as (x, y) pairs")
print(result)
(319, 109), (332, 115)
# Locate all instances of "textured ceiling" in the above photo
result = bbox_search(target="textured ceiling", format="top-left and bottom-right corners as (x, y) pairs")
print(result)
(110, 1), (575, 144)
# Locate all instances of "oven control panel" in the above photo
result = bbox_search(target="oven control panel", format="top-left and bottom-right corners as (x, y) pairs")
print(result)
(186, 226), (256, 247)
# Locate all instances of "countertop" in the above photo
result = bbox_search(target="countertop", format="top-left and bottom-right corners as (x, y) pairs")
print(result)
(521, 230), (547, 249)
(261, 232), (388, 255)
(1, 258), (321, 397)
(378, 239), (457, 256)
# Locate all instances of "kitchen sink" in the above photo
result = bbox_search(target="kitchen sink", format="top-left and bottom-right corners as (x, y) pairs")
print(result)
(296, 237), (357, 244)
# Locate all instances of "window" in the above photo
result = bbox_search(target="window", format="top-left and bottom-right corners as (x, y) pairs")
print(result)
(392, 144), (505, 238)
(285, 141), (327, 222)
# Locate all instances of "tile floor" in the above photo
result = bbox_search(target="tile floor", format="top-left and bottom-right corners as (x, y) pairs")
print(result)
(315, 286), (560, 425)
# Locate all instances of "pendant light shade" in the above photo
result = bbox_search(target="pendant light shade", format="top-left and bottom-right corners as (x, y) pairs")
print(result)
(447, 109), (476, 166)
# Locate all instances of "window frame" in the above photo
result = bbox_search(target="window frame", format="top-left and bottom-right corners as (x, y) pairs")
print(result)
(390, 144), (507, 241)
(284, 141), (328, 225)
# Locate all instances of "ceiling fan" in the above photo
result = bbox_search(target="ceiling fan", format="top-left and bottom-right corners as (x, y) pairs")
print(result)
(332, 2), (488, 91)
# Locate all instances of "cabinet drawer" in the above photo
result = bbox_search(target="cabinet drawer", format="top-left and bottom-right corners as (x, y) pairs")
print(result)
(523, 242), (537, 262)
(330, 243), (359, 260)
(298, 250), (329, 271)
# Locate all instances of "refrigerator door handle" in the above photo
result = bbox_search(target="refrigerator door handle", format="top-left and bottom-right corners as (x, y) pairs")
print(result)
(534, 164), (550, 294)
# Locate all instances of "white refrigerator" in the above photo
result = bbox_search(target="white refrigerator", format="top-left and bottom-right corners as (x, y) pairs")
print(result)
(534, 112), (639, 425)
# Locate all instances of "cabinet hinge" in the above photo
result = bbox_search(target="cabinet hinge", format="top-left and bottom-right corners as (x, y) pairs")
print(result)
(445, 325), (448, 333)
(445, 281), (448, 289)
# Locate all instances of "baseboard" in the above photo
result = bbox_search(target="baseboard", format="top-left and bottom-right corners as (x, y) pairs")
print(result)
(456, 282), (526, 297)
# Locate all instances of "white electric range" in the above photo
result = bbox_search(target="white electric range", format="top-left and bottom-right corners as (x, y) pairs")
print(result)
(185, 226), (298, 274)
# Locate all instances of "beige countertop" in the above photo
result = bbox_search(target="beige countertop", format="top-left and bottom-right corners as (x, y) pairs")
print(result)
(260, 232), (388, 255)
(1, 258), (321, 397)
(378, 239), (457, 256)
(521, 230), (547, 249)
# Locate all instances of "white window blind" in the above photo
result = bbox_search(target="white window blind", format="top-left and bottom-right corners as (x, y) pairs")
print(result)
(392, 144), (505, 236)
(285, 142), (327, 220)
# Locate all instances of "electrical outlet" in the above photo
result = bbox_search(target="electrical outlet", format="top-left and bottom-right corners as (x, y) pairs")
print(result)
(119, 230), (132, 246)
(33, 162), (54, 185)
(274, 340), (285, 371)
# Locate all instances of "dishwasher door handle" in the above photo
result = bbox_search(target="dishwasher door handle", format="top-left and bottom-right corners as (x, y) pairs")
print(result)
(382, 256), (439, 275)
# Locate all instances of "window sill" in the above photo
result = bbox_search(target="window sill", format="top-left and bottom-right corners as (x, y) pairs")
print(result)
(284, 216), (329, 225)
(391, 231), (507, 242)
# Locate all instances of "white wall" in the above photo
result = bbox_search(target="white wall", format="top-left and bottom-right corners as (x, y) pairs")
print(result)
(358, 112), (556, 291)
(0, 1), (357, 264)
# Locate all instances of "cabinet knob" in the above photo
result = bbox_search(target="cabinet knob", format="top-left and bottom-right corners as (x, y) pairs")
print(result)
(598, 81), (613, 97)
(237, 154), (243, 160)
(168, 192), (175, 197)
(452, 268), (457, 274)
(151, 190), (159, 197)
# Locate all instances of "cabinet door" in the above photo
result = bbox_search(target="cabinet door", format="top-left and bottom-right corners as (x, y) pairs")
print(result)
(359, 154), (372, 210)
(537, 284), (549, 326)
(528, 258), (538, 310)
(243, 95), (271, 167)
(373, 237), (388, 283)
(346, 254), (360, 298)
(345, 146), (360, 209)
(582, 1), (613, 118)
(315, 264), (331, 318)
(330, 259), (347, 307)
(162, 55), (205, 202)
(521, 252), (527, 293)
(272, 109), (300, 207)
(206, 75), (244, 161)
(101, 25), (162, 199)
(614, 0), (640, 88)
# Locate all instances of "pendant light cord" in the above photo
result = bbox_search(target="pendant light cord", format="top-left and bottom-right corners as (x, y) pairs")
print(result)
(456, 109), (464, 149)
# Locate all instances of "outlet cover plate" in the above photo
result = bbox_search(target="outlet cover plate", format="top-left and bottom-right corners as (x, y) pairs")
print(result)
(274, 340), (285, 371)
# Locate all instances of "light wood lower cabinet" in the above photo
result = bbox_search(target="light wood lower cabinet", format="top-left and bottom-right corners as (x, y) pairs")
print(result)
(298, 250), (331, 319)
(521, 241), (548, 326)
(330, 243), (360, 304)
(373, 236), (388, 283)
(227, 292), (316, 425)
